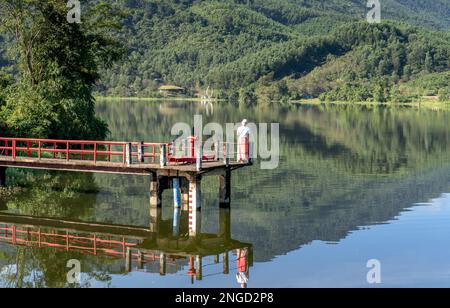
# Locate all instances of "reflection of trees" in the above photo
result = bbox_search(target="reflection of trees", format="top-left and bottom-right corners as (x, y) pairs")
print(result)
(0, 170), (114, 287)
(288, 105), (450, 174)
(3, 170), (98, 218)
(97, 100), (450, 175)
(0, 247), (116, 288)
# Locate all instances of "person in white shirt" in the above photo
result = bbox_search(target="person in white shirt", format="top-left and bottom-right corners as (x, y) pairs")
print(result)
(237, 119), (250, 162)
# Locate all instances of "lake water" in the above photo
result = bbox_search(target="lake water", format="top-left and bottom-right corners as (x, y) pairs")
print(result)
(1, 100), (450, 288)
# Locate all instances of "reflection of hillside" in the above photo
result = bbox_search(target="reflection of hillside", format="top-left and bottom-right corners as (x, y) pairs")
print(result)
(97, 100), (450, 175)
(1, 170), (98, 219)
(2, 100), (448, 283)
(290, 106), (450, 174)
(95, 100), (450, 263)
(231, 159), (450, 262)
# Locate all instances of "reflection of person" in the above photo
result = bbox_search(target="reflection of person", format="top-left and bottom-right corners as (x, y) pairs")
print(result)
(236, 248), (249, 288)
(237, 119), (250, 162)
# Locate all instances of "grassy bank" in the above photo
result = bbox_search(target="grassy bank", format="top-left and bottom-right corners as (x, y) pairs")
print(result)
(96, 96), (450, 111)
(291, 98), (450, 110)
(95, 96), (224, 102)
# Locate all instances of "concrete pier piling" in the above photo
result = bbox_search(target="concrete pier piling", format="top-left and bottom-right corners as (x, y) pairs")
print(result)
(172, 206), (181, 237)
(219, 170), (231, 208)
(173, 178), (181, 208)
(160, 252), (166, 276)
(188, 177), (202, 236)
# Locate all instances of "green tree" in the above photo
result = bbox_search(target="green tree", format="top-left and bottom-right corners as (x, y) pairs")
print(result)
(438, 87), (450, 102)
(0, 0), (125, 139)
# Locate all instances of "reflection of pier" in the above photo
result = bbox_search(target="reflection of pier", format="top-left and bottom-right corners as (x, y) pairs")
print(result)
(0, 207), (252, 283)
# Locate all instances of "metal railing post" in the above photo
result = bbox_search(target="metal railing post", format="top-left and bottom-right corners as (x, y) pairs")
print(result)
(214, 141), (220, 161)
(160, 144), (167, 167)
(94, 143), (97, 163)
(223, 143), (230, 167)
(138, 141), (145, 163)
(196, 141), (202, 171)
(12, 140), (16, 159)
(248, 141), (254, 164)
(126, 142), (132, 166)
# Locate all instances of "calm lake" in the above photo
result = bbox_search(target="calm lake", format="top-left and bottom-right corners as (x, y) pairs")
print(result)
(1, 100), (450, 288)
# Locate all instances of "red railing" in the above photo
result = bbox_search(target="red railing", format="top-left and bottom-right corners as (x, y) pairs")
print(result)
(0, 223), (192, 267)
(0, 136), (251, 166)
(0, 223), (138, 258)
(0, 137), (167, 165)
(169, 137), (251, 164)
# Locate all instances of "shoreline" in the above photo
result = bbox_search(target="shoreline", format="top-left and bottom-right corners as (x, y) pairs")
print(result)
(96, 96), (450, 110)
(95, 96), (224, 102)
(290, 98), (450, 110)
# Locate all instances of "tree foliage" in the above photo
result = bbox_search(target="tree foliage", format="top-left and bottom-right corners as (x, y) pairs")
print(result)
(0, 0), (124, 138)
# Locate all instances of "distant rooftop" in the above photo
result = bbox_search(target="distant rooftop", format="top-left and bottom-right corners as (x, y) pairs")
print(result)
(159, 85), (185, 91)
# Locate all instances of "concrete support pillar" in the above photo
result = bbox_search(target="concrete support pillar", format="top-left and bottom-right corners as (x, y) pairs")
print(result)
(150, 174), (162, 208)
(196, 255), (203, 281)
(125, 247), (132, 273)
(150, 207), (162, 233)
(138, 251), (144, 269)
(160, 252), (166, 276)
(172, 206), (181, 237)
(181, 179), (190, 211)
(223, 252), (229, 274)
(188, 177), (202, 236)
(173, 178), (181, 208)
(219, 170), (231, 208)
(219, 208), (231, 241)
(188, 256), (195, 284)
(182, 192), (189, 211)
(189, 209), (202, 237)
(0, 167), (6, 187)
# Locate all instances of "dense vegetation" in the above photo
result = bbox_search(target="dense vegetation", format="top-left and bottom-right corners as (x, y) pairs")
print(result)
(1, 0), (450, 114)
(0, 0), (123, 139)
(93, 0), (450, 103)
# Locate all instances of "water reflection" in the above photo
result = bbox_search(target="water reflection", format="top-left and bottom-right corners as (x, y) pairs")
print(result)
(0, 207), (252, 287)
(1, 101), (450, 286)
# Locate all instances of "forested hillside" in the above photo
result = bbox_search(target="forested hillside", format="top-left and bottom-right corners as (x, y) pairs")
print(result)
(2, 0), (450, 103)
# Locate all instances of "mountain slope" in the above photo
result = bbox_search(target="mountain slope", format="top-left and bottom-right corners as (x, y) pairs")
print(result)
(1, 0), (450, 102)
(95, 0), (450, 100)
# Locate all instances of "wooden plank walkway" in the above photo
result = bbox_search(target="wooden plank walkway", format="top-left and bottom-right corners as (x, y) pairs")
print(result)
(0, 155), (248, 176)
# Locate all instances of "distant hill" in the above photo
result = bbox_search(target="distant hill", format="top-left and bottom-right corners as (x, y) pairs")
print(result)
(2, 0), (450, 102)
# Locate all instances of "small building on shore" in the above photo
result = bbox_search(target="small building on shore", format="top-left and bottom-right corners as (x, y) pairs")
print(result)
(158, 85), (185, 95)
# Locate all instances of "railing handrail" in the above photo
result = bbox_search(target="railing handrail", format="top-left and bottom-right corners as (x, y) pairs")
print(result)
(0, 136), (251, 166)
(0, 136), (167, 146)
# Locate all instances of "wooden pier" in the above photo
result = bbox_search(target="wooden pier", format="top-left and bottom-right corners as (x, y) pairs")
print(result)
(0, 136), (251, 233)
